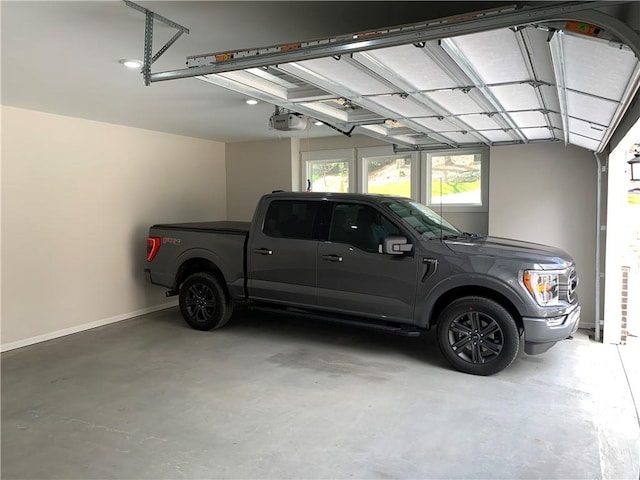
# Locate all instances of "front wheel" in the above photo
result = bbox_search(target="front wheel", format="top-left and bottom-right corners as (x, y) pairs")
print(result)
(179, 272), (232, 331)
(436, 297), (520, 375)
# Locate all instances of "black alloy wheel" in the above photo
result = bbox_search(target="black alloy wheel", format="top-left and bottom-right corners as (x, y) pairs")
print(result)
(178, 272), (231, 331)
(436, 297), (519, 375)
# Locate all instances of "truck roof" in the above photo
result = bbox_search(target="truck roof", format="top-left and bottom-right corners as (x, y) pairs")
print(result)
(265, 191), (410, 203)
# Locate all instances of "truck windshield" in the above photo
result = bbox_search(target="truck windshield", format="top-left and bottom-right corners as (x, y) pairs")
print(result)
(383, 199), (462, 240)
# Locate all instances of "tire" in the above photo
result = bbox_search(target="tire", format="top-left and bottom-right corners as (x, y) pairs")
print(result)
(436, 296), (519, 376)
(179, 272), (232, 331)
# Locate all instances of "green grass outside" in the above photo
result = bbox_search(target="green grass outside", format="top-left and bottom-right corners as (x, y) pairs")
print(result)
(367, 179), (480, 198)
(431, 179), (480, 196)
(368, 181), (411, 197)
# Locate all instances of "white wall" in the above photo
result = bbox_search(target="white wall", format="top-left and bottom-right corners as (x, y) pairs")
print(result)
(1, 106), (226, 349)
(226, 139), (294, 221)
(489, 142), (597, 327)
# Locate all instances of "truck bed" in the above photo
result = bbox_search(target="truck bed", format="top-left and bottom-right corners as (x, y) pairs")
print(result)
(152, 221), (250, 235)
(147, 221), (249, 295)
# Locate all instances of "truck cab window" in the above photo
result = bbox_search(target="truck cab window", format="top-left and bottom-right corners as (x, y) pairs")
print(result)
(329, 203), (400, 252)
(263, 200), (318, 240)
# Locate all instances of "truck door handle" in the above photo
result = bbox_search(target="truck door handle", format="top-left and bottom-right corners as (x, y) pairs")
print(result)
(254, 248), (273, 255)
(322, 254), (343, 263)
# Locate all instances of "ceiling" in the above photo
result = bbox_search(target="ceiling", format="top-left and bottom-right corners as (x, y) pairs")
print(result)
(2, 1), (640, 150)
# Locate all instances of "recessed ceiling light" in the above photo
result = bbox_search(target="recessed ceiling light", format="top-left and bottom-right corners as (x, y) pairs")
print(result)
(119, 59), (142, 69)
(246, 99), (259, 105)
(313, 120), (323, 126)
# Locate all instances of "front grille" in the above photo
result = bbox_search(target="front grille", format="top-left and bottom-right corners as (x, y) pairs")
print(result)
(559, 266), (578, 303)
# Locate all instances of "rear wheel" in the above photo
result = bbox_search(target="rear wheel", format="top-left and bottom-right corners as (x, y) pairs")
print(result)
(179, 272), (232, 331)
(436, 297), (519, 375)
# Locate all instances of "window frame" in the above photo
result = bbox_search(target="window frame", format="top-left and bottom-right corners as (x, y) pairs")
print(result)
(357, 146), (418, 200)
(420, 147), (489, 213)
(301, 149), (356, 193)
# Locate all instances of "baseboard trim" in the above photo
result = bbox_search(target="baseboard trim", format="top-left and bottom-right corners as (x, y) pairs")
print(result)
(1, 302), (178, 353)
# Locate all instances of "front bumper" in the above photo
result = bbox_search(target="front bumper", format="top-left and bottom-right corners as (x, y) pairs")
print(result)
(523, 304), (581, 355)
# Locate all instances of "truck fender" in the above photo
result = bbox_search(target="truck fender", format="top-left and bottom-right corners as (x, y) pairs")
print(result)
(173, 248), (230, 287)
(418, 274), (528, 329)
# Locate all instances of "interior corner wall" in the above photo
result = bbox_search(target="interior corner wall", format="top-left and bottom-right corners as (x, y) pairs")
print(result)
(226, 138), (294, 221)
(1, 106), (226, 350)
(489, 142), (597, 327)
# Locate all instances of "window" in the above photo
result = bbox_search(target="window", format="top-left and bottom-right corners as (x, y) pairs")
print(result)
(384, 199), (461, 240)
(302, 149), (355, 193)
(299, 146), (487, 212)
(422, 148), (488, 212)
(328, 203), (400, 253)
(359, 146), (417, 198)
(309, 161), (350, 192)
(263, 200), (319, 240)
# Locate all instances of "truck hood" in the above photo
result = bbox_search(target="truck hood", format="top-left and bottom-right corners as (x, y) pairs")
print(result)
(443, 236), (575, 269)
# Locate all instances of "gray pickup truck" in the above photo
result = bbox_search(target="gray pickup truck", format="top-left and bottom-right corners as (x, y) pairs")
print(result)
(145, 192), (580, 375)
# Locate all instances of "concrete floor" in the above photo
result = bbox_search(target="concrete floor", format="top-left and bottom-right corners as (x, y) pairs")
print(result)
(2, 307), (639, 479)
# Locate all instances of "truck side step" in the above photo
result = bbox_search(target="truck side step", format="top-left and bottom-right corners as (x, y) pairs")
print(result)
(249, 305), (422, 337)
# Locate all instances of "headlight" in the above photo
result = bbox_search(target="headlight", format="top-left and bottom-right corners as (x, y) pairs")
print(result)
(523, 270), (560, 306)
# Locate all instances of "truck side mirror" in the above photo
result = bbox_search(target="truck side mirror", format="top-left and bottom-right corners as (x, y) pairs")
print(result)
(382, 236), (413, 255)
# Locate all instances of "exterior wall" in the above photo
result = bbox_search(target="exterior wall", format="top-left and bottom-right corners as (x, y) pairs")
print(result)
(489, 142), (597, 327)
(603, 116), (640, 344)
(1, 106), (226, 349)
